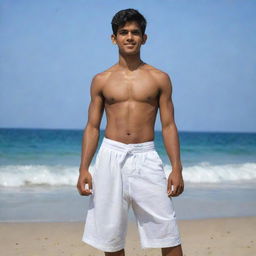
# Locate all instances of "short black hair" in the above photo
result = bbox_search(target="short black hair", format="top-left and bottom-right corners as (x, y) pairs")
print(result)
(111, 8), (147, 36)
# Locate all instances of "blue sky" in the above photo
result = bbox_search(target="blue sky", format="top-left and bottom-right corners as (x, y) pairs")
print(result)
(0, 0), (255, 132)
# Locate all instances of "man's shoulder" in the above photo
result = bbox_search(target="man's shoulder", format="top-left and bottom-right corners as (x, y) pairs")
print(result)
(143, 64), (171, 82)
(93, 71), (110, 80)
(92, 65), (118, 82)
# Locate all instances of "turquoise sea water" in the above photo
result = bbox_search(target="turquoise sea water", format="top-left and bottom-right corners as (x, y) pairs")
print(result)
(1, 128), (255, 186)
(0, 128), (255, 221)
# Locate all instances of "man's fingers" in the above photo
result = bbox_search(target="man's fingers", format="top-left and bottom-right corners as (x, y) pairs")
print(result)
(167, 184), (174, 196)
(82, 190), (92, 196)
(170, 184), (178, 196)
(175, 185), (182, 196)
(77, 182), (92, 196)
(84, 182), (93, 194)
(167, 178), (173, 192)
(177, 186), (183, 195)
(167, 184), (184, 197)
(76, 172), (94, 196)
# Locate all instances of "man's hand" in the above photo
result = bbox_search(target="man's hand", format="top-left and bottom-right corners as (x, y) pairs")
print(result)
(167, 170), (184, 197)
(77, 171), (93, 196)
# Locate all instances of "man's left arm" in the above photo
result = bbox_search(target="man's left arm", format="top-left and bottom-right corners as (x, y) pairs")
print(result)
(158, 72), (184, 197)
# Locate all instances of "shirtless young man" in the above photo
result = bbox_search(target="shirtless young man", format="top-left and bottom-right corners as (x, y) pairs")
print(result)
(77, 8), (184, 256)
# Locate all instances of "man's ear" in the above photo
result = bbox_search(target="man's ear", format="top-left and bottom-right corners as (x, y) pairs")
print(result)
(142, 34), (147, 45)
(111, 34), (117, 44)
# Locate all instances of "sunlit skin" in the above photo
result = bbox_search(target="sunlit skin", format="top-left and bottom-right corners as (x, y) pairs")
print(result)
(77, 21), (184, 256)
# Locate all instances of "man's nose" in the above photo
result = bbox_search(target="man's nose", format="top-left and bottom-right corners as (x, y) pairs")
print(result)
(127, 32), (133, 40)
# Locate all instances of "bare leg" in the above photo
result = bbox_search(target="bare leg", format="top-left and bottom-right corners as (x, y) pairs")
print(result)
(105, 248), (125, 256)
(162, 244), (183, 256)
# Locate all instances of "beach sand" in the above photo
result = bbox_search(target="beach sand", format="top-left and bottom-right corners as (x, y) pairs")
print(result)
(1, 216), (255, 256)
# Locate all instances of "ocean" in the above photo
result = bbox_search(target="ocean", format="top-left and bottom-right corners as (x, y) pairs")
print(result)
(0, 128), (256, 222)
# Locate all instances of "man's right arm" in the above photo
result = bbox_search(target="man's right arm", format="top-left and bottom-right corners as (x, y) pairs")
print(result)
(77, 74), (104, 196)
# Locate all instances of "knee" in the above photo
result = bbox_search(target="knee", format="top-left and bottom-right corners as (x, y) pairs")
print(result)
(161, 244), (183, 256)
(104, 248), (125, 256)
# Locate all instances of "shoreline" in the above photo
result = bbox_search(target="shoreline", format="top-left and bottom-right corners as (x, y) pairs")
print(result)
(1, 185), (256, 222)
(1, 216), (255, 256)
(1, 214), (256, 223)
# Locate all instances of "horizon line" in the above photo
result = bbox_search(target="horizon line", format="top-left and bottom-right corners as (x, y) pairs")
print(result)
(0, 126), (255, 134)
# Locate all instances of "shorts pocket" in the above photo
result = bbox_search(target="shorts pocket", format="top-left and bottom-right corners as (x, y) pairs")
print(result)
(145, 151), (164, 172)
(142, 151), (166, 183)
(152, 151), (164, 165)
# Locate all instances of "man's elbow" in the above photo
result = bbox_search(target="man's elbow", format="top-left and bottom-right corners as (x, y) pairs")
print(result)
(161, 121), (176, 131)
(85, 122), (100, 133)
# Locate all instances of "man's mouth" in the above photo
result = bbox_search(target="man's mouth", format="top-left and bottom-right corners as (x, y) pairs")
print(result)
(125, 43), (135, 46)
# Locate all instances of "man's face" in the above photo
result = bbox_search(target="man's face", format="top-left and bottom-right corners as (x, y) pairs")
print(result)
(111, 21), (147, 55)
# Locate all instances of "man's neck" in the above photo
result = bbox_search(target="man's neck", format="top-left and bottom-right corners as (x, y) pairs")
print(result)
(118, 53), (144, 71)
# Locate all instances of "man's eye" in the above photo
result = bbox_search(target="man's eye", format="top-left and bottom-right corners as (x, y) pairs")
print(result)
(119, 31), (127, 35)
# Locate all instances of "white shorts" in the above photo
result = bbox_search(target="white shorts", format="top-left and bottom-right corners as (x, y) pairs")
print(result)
(82, 137), (181, 252)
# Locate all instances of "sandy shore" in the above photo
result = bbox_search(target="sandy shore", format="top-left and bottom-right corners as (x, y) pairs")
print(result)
(1, 216), (255, 256)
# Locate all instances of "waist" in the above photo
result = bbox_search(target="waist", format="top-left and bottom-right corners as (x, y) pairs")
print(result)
(101, 137), (155, 153)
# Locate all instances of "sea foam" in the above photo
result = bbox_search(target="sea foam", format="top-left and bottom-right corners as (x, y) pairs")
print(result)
(0, 162), (256, 187)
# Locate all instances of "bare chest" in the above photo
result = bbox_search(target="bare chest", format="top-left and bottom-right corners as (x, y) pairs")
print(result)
(103, 76), (159, 105)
